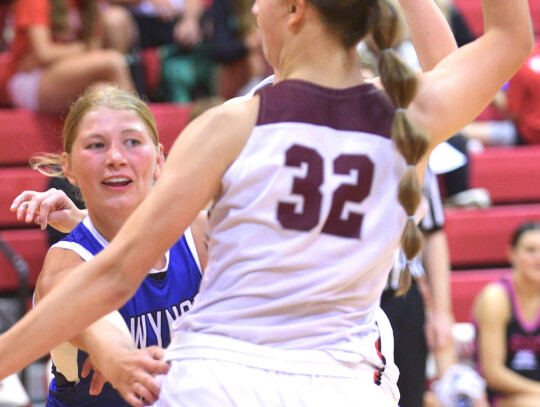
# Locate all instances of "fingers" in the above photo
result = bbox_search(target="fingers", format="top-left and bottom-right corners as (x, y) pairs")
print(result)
(11, 189), (60, 229)
(145, 345), (165, 362)
(10, 190), (39, 213)
(139, 354), (170, 379)
(12, 191), (39, 223)
(119, 368), (166, 407)
(89, 370), (107, 396)
(135, 381), (159, 405)
(124, 393), (145, 407)
(81, 356), (94, 378)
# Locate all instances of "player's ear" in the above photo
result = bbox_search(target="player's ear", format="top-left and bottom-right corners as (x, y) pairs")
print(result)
(61, 152), (77, 185)
(287, 0), (305, 30)
(153, 144), (165, 180)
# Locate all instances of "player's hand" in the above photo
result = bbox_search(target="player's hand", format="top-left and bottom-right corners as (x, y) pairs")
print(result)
(425, 309), (454, 351)
(90, 346), (169, 407)
(10, 188), (86, 232)
(81, 357), (107, 396)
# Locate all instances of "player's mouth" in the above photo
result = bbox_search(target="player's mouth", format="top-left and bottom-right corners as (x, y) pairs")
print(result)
(102, 176), (132, 187)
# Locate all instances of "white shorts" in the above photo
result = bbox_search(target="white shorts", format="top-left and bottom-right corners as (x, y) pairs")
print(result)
(154, 329), (399, 407)
(7, 69), (42, 111)
(374, 308), (400, 403)
(153, 358), (397, 407)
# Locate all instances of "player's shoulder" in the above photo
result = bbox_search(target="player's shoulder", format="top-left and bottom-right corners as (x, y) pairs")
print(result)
(473, 280), (511, 321)
(196, 95), (260, 139)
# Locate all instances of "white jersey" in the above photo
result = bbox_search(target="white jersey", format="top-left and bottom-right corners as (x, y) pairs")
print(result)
(168, 79), (413, 371)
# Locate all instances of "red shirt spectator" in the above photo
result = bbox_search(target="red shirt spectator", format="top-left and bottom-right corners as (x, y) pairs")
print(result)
(507, 43), (540, 144)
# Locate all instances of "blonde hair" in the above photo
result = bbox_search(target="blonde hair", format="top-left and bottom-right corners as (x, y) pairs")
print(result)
(372, 0), (428, 294)
(31, 86), (159, 177)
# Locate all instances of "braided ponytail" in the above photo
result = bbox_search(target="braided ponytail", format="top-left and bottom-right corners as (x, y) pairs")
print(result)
(370, 0), (429, 294)
(306, 0), (428, 293)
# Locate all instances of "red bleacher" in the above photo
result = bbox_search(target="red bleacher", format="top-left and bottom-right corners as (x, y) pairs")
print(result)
(470, 145), (540, 204)
(0, 229), (48, 291)
(445, 203), (540, 267)
(451, 268), (507, 323)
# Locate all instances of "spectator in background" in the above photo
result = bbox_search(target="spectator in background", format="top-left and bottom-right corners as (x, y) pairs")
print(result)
(460, 41), (540, 148)
(6, 0), (134, 114)
(103, 0), (205, 52)
(506, 41), (540, 145)
(102, 0), (215, 103)
(473, 222), (540, 407)
(209, 0), (272, 100)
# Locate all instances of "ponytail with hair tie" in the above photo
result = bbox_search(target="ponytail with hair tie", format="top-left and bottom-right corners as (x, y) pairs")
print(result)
(371, 0), (429, 295)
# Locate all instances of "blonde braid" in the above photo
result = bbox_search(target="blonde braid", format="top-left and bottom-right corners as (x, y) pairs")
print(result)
(371, 0), (429, 294)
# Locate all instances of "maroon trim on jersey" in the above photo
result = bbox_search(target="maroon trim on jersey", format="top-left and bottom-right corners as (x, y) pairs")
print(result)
(256, 79), (394, 139)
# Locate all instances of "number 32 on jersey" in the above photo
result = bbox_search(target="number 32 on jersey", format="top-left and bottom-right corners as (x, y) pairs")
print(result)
(277, 144), (374, 239)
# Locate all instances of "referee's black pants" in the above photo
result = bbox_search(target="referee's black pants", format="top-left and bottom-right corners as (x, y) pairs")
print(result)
(381, 281), (427, 407)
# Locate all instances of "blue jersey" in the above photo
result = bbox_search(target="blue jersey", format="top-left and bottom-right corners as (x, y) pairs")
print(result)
(46, 217), (202, 407)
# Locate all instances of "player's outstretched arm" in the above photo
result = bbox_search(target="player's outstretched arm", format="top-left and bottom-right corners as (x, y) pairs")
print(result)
(398, 0), (457, 71)
(409, 0), (533, 151)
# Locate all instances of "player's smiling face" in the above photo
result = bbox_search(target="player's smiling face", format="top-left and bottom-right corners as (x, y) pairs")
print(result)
(62, 108), (163, 215)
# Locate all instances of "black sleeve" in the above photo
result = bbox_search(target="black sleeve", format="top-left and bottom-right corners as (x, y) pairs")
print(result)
(209, 0), (249, 63)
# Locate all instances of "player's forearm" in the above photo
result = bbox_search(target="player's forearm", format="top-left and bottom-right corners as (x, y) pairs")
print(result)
(481, 0), (533, 76)
(432, 335), (458, 376)
(0, 254), (130, 380)
(71, 311), (134, 356)
(399, 0), (457, 71)
(423, 229), (452, 313)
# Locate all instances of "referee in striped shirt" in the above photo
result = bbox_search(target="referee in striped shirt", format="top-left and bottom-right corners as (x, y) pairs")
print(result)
(381, 166), (454, 407)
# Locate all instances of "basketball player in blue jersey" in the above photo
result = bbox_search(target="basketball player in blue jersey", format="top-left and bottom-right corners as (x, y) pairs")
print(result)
(11, 86), (205, 406)
(473, 222), (540, 407)
(0, 0), (533, 406)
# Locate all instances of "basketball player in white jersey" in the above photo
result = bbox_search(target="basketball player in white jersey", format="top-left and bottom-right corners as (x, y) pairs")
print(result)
(0, 0), (533, 406)
(11, 3), (459, 403)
